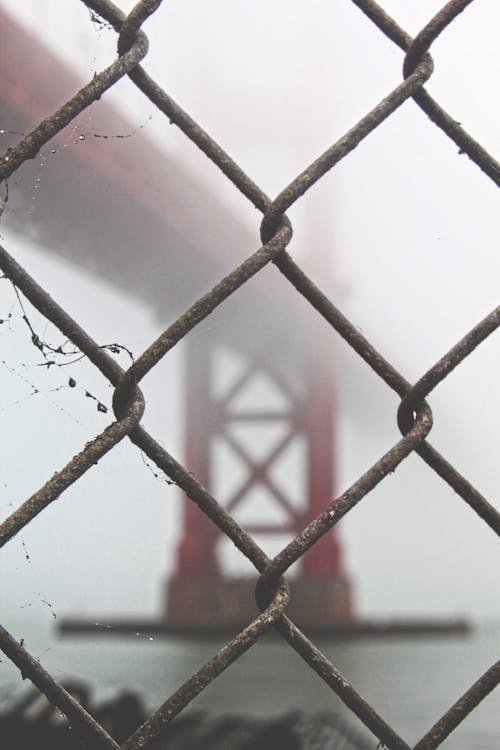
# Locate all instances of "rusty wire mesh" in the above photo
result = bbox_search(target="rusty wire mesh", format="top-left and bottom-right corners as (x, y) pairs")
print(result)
(0, 0), (499, 748)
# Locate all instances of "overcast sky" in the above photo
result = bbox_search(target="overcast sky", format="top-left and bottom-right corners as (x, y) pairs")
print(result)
(1, 0), (499, 628)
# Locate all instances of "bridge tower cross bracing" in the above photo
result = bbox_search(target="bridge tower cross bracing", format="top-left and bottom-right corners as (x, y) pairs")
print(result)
(167, 278), (353, 630)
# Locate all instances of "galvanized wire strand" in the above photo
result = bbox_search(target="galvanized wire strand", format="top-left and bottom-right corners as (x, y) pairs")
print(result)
(352, 0), (500, 185)
(259, 56), (433, 243)
(84, 0), (270, 212)
(130, 427), (269, 570)
(410, 89), (500, 185)
(272, 253), (412, 397)
(120, 580), (290, 750)
(273, 618), (412, 750)
(413, 661), (500, 750)
(0, 624), (119, 750)
(273, 253), (500, 535)
(416, 442), (500, 531)
(0, 246), (124, 384)
(0, 0), (160, 181)
(0, 401), (144, 547)
(406, 0), (500, 185)
(351, 0), (412, 49)
(0, 245), (145, 547)
(112, 221), (292, 410)
(117, 0), (163, 56)
(402, 0), (475, 78)
(256, 404), (433, 596)
(397, 307), (500, 533)
(397, 307), (500, 432)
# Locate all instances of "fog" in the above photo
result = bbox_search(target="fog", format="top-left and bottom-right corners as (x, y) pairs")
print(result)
(1, 0), (499, 631)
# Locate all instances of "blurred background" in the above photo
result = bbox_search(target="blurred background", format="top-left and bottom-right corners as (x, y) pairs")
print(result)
(0, 1), (498, 746)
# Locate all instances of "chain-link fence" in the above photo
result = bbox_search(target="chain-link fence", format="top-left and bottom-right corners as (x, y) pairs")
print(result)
(1, 0), (499, 748)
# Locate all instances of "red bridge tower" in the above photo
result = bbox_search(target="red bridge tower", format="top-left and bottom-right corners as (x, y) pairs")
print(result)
(167, 323), (353, 630)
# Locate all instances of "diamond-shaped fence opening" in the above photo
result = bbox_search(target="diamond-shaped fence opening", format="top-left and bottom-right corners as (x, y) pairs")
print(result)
(0, 1), (499, 750)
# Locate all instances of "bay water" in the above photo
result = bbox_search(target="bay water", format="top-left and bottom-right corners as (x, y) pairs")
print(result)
(1, 617), (498, 748)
